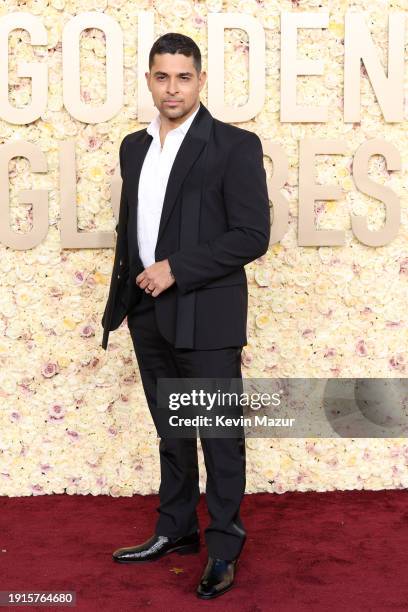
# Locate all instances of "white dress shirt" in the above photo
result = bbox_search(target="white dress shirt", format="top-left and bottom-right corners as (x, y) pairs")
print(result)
(137, 103), (200, 268)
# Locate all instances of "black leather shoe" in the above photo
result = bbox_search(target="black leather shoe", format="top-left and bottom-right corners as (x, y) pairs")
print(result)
(112, 531), (200, 563)
(196, 556), (239, 599)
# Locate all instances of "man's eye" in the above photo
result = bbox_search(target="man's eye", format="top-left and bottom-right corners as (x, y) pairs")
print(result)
(156, 75), (189, 80)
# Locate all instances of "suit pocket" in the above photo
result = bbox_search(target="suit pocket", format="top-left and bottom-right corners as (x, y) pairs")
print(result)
(200, 268), (247, 289)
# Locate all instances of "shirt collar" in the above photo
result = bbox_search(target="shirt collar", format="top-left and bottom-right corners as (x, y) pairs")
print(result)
(147, 103), (201, 139)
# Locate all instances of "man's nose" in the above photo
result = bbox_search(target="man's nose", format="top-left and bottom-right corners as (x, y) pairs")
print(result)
(167, 79), (179, 94)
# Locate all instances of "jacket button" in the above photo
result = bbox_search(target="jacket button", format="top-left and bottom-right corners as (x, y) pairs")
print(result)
(119, 259), (123, 266)
(117, 274), (121, 279)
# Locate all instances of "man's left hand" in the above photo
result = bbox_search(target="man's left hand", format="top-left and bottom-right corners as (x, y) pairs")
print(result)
(135, 259), (175, 297)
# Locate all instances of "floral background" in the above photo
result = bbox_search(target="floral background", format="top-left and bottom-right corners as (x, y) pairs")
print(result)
(1, 0), (408, 497)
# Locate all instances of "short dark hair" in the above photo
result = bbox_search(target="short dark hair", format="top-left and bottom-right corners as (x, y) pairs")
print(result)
(149, 33), (202, 74)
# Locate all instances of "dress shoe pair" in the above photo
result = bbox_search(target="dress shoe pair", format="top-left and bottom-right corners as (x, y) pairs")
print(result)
(112, 530), (200, 563)
(113, 531), (241, 599)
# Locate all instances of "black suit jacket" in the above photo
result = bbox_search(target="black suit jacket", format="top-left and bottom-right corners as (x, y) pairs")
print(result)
(101, 101), (270, 351)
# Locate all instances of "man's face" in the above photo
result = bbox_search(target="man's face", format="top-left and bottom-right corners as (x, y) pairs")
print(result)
(146, 52), (206, 121)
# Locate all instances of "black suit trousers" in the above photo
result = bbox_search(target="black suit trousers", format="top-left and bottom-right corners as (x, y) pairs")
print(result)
(127, 288), (247, 560)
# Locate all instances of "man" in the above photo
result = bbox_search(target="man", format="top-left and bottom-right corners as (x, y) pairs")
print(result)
(101, 33), (270, 599)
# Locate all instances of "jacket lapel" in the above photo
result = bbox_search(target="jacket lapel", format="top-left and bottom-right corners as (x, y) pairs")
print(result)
(156, 101), (214, 246)
(125, 101), (214, 258)
(119, 129), (153, 249)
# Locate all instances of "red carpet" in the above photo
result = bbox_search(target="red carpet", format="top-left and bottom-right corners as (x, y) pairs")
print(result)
(1, 490), (407, 611)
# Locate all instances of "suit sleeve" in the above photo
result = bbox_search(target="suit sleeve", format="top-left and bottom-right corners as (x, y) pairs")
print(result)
(167, 131), (270, 294)
(101, 137), (129, 330)
(115, 136), (128, 233)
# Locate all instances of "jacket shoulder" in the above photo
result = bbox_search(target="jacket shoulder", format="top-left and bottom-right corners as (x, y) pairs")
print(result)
(120, 128), (149, 147)
(212, 118), (260, 145)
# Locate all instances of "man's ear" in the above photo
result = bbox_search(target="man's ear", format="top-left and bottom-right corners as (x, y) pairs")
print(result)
(199, 71), (207, 90)
(145, 72), (151, 92)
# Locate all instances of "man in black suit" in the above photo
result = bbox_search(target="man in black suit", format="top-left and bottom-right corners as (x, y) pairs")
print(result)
(101, 33), (270, 599)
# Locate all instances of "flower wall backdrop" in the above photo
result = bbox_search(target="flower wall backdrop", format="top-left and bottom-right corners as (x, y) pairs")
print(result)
(1, 0), (408, 497)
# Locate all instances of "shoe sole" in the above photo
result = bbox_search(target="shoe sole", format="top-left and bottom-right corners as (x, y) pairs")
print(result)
(113, 542), (200, 563)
